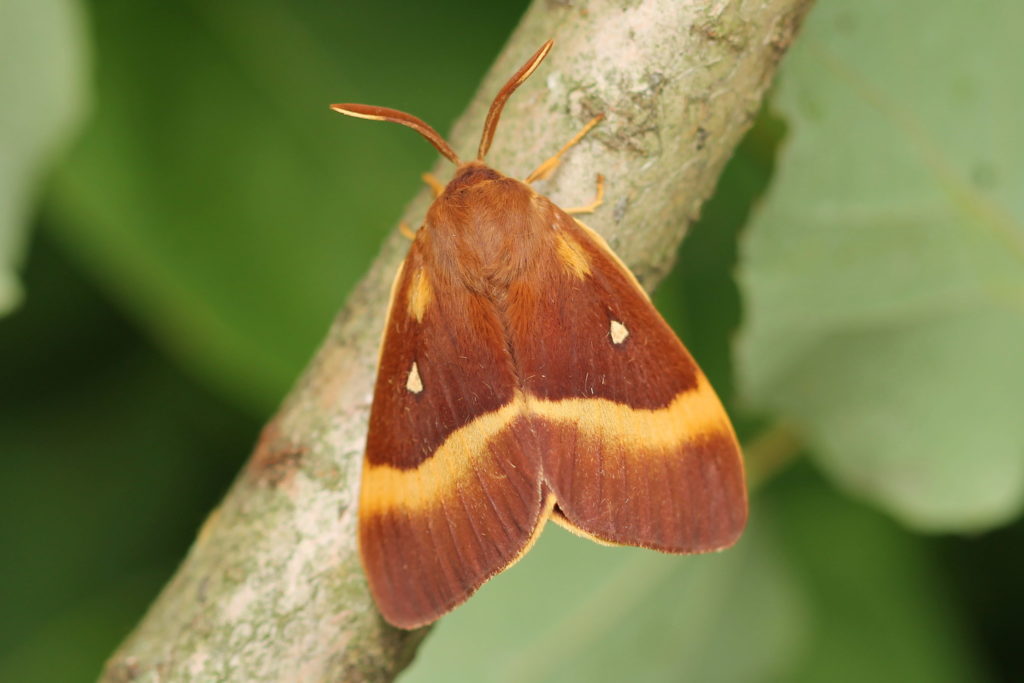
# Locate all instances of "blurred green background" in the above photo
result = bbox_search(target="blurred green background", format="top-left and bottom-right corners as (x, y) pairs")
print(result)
(2, 0), (1022, 681)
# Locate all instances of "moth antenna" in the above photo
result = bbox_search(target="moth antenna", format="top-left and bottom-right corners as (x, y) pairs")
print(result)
(477, 40), (554, 161)
(331, 103), (461, 165)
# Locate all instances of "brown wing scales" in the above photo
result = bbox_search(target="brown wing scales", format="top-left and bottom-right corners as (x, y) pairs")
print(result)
(360, 241), (549, 629)
(508, 210), (747, 553)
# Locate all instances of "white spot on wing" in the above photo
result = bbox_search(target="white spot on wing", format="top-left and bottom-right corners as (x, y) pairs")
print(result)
(406, 362), (423, 394)
(610, 320), (629, 345)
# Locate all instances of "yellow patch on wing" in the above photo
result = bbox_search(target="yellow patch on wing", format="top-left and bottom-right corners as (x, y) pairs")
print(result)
(555, 232), (591, 280)
(571, 218), (651, 302)
(360, 397), (525, 515)
(360, 374), (732, 516)
(530, 373), (733, 448)
(407, 267), (432, 322)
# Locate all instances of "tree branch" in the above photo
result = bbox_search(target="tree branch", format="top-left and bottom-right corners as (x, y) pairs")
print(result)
(103, 0), (814, 680)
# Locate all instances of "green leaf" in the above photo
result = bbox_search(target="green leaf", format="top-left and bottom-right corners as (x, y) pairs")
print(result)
(47, 1), (526, 412)
(0, 0), (88, 315)
(0, 236), (258, 681)
(0, 571), (165, 683)
(737, 1), (1024, 531)
(767, 466), (987, 683)
(401, 518), (806, 683)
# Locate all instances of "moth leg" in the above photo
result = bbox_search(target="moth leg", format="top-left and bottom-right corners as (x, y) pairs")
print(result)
(421, 172), (445, 198)
(563, 174), (605, 215)
(399, 221), (418, 240)
(403, 171), (441, 239)
(525, 114), (604, 184)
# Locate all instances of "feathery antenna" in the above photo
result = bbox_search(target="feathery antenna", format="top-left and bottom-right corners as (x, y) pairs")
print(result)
(330, 104), (461, 165)
(477, 40), (554, 161)
(331, 40), (555, 167)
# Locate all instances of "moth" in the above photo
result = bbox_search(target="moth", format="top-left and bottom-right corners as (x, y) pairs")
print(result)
(333, 41), (747, 630)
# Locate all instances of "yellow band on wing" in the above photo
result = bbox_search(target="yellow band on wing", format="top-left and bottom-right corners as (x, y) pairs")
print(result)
(359, 374), (733, 515)
(360, 398), (524, 514)
(529, 373), (733, 449)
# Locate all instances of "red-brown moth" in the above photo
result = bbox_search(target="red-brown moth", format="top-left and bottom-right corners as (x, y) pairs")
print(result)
(332, 41), (747, 630)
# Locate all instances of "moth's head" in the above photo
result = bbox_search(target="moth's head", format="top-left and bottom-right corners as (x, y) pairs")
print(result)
(330, 40), (554, 169)
(445, 162), (504, 194)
